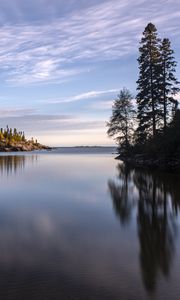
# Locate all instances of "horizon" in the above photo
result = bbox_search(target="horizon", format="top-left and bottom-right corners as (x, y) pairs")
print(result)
(46, 144), (116, 147)
(0, 0), (180, 146)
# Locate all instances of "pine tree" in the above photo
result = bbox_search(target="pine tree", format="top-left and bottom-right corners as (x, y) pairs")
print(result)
(22, 132), (26, 142)
(159, 38), (180, 130)
(9, 128), (13, 141)
(136, 23), (161, 142)
(107, 88), (135, 155)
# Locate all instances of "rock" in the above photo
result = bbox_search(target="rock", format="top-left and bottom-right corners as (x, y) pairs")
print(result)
(0, 141), (51, 152)
(117, 155), (180, 171)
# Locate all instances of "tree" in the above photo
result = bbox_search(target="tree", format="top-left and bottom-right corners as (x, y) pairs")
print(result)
(107, 88), (135, 155)
(159, 38), (179, 130)
(22, 132), (26, 142)
(136, 23), (161, 142)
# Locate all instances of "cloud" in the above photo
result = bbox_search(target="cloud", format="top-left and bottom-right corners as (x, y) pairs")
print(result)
(43, 89), (119, 104)
(0, 108), (36, 117)
(0, 114), (74, 121)
(0, 113), (105, 134)
(90, 100), (113, 110)
(0, 0), (179, 85)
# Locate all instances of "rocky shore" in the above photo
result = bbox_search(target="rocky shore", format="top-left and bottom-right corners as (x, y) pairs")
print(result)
(116, 154), (180, 171)
(0, 140), (51, 152)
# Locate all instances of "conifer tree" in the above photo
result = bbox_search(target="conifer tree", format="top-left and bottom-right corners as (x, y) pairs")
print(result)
(136, 23), (161, 141)
(22, 132), (26, 142)
(159, 38), (179, 130)
(107, 88), (135, 155)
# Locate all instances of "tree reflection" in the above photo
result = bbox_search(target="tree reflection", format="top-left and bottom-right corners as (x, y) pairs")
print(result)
(108, 163), (135, 226)
(0, 155), (37, 175)
(108, 163), (180, 293)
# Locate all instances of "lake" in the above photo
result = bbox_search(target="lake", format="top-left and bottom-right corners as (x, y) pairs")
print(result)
(0, 148), (180, 300)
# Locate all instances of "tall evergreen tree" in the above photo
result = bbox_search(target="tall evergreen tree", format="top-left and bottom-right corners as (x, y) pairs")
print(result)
(107, 88), (135, 155)
(136, 23), (161, 141)
(159, 38), (179, 130)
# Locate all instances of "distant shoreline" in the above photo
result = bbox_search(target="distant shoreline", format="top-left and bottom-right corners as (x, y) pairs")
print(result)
(54, 146), (116, 148)
(0, 145), (116, 153)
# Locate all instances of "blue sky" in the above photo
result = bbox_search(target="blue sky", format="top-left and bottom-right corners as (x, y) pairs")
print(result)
(0, 0), (180, 146)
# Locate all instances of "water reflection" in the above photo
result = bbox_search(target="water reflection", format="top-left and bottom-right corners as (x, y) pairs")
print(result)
(0, 155), (37, 175)
(108, 164), (135, 226)
(0, 152), (179, 299)
(108, 163), (180, 293)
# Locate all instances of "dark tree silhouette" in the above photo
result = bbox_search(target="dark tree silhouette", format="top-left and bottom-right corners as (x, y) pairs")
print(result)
(107, 88), (135, 156)
(159, 38), (180, 130)
(136, 23), (161, 141)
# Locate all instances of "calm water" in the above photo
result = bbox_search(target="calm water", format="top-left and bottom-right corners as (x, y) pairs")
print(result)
(0, 148), (180, 300)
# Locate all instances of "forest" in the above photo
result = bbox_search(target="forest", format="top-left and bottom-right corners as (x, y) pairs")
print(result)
(107, 23), (180, 169)
(0, 126), (27, 143)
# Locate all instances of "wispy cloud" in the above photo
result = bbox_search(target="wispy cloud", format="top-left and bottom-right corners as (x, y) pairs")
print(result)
(0, 113), (105, 139)
(0, 108), (36, 117)
(0, 0), (179, 85)
(42, 89), (119, 104)
(90, 100), (114, 110)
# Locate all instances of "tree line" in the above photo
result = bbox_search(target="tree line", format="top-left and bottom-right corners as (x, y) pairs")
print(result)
(107, 23), (180, 161)
(0, 126), (38, 145)
(0, 126), (26, 143)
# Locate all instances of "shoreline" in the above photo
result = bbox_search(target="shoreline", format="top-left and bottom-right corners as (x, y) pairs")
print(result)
(0, 141), (51, 152)
(116, 154), (180, 172)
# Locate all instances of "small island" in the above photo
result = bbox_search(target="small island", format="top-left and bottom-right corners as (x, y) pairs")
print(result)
(0, 126), (50, 152)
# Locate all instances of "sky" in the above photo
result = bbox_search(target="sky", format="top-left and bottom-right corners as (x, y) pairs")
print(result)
(0, 0), (180, 146)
